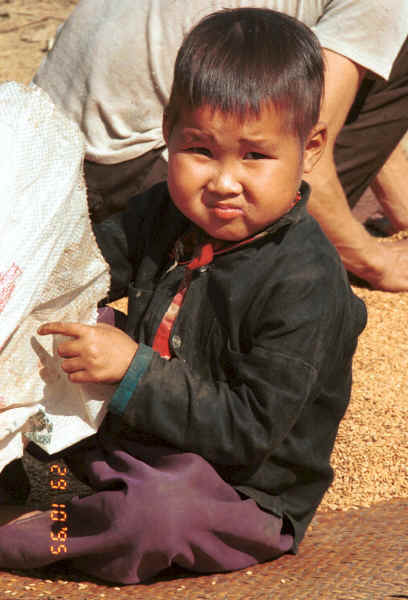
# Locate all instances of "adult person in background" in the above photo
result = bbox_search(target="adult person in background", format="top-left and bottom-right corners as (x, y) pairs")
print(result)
(33, 0), (408, 292)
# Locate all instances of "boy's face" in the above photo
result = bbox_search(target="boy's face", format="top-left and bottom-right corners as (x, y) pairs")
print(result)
(164, 103), (326, 242)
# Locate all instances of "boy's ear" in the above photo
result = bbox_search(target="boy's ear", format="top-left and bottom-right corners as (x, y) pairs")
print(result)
(302, 122), (328, 174)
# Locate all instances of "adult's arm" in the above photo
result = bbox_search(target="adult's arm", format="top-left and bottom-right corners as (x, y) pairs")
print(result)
(370, 142), (408, 233)
(304, 49), (408, 291)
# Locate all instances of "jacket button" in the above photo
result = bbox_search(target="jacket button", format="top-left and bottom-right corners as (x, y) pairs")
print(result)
(172, 335), (182, 349)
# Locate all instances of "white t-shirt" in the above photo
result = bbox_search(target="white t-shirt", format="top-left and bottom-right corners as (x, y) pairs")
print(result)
(34, 0), (408, 165)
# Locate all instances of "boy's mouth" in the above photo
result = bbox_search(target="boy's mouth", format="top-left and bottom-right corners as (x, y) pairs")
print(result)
(208, 203), (244, 220)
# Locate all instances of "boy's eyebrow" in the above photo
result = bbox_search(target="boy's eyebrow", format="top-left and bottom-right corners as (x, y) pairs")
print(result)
(239, 135), (278, 147)
(180, 128), (279, 148)
(180, 129), (214, 142)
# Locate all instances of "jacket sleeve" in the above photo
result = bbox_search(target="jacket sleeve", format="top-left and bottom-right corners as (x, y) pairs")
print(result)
(111, 343), (318, 467)
(93, 212), (135, 302)
(109, 256), (366, 468)
(92, 183), (175, 303)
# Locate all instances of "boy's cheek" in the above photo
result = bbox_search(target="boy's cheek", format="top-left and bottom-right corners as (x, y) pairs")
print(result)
(168, 158), (196, 195)
(169, 153), (193, 176)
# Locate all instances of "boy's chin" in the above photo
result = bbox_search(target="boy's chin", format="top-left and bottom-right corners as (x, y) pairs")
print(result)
(204, 230), (247, 245)
(194, 221), (249, 243)
(203, 226), (260, 245)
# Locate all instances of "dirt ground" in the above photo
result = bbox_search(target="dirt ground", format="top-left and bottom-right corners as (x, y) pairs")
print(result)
(0, 0), (76, 83)
(0, 0), (407, 525)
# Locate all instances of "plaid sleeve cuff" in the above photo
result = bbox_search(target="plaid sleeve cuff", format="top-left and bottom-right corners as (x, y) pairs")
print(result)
(109, 343), (154, 416)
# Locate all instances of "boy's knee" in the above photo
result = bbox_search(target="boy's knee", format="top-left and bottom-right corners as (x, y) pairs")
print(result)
(137, 477), (192, 528)
(121, 470), (199, 545)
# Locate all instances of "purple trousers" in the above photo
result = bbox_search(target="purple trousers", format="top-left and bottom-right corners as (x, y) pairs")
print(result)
(0, 421), (293, 584)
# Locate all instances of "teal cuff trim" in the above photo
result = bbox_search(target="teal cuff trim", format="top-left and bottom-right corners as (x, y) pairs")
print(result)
(109, 343), (154, 416)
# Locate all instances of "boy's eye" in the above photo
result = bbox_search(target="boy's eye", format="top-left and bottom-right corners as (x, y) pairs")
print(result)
(244, 152), (269, 160)
(186, 147), (212, 157)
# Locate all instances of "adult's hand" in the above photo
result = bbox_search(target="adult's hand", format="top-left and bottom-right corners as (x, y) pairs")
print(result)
(366, 238), (408, 291)
(37, 321), (138, 384)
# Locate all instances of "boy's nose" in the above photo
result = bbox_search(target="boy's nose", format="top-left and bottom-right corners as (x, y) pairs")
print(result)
(207, 165), (243, 196)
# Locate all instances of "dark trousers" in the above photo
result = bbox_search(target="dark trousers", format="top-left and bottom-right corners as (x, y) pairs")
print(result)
(0, 418), (293, 584)
(335, 37), (408, 208)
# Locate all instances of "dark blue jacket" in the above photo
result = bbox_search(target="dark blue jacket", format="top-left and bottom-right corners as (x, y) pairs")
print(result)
(94, 181), (367, 548)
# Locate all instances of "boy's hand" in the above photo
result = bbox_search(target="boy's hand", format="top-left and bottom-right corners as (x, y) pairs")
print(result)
(37, 322), (138, 384)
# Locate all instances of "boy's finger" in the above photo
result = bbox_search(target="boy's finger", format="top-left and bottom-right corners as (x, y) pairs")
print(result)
(68, 369), (96, 384)
(37, 322), (86, 337)
(57, 339), (81, 358)
(60, 357), (84, 374)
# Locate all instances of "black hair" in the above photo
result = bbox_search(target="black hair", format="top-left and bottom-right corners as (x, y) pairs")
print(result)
(165, 8), (325, 142)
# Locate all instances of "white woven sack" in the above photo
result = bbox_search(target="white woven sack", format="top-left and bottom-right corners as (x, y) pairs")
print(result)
(0, 82), (111, 472)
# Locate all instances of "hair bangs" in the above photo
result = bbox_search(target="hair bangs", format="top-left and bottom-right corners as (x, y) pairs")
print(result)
(166, 8), (324, 141)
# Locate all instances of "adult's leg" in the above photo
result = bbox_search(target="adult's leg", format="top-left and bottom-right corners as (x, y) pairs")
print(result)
(334, 38), (408, 209)
(0, 421), (293, 584)
(85, 148), (168, 222)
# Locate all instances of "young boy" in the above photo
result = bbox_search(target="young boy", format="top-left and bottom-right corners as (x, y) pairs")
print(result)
(0, 8), (366, 584)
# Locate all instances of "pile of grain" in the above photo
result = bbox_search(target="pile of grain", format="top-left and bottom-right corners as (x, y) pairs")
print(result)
(320, 285), (408, 511)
